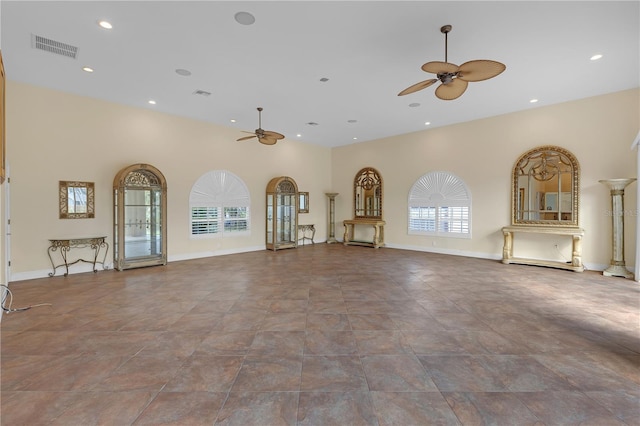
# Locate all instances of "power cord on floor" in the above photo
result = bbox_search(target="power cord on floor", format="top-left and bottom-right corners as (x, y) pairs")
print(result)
(554, 245), (589, 271)
(1, 284), (52, 314)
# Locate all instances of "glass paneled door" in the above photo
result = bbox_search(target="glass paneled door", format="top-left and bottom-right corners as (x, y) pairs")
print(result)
(123, 188), (162, 258)
(114, 164), (167, 270)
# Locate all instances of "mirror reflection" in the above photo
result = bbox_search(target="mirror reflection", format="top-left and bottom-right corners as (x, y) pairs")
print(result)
(59, 180), (95, 219)
(354, 167), (383, 219)
(513, 146), (579, 226)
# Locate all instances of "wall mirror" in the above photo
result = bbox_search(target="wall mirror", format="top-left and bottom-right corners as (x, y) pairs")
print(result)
(354, 167), (383, 219)
(512, 145), (579, 227)
(59, 180), (95, 219)
(299, 192), (309, 213)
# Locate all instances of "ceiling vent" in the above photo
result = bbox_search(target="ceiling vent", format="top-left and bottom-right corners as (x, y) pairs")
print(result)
(193, 90), (212, 97)
(31, 34), (78, 59)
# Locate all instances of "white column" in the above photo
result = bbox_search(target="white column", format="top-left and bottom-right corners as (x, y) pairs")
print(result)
(325, 193), (339, 244)
(599, 178), (636, 279)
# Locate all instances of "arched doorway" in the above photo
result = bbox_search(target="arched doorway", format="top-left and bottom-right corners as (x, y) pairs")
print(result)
(113, 163), (167, 270)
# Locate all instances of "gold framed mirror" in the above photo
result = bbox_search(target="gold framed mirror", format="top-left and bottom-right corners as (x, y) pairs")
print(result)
(512, 146), (579, 227)
(298, 192), (309, 213)
(354, 167), (383, 219)
(59, 180), (95, 219)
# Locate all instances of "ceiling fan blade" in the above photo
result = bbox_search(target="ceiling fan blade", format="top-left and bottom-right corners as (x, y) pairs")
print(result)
(237, 135), (257, 141)
(457, 60), (506, 82)
(259, 137), (278, 145)
(263, 130), (285, 139)
(435, 78), (468, 100)
(397, 79), (438, 96)
(421, 61), (459, 74)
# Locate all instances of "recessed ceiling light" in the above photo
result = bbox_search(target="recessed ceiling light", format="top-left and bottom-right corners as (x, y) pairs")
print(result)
(175, 68), (192, 76)
(230, 119), (237, 123)
(409, 103), (420, 107)
(98, 20), (112, 29)
(353, 137), (358, 140)
(425, 121), (431, 126)
(590, 54), (603, 61)
(234, 11), (255, 25)
(148, 100), (156, 105)
(529, 99), (538, 103)
(296, 134), (302, 137)
(82, 66), (94, 73)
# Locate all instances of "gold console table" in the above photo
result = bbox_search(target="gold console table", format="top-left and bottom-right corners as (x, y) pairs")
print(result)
(48, 236), (109, 277)
(501, 226), (584, 272)
(343, 219), (386, 249)
(298, 224), (316, 245)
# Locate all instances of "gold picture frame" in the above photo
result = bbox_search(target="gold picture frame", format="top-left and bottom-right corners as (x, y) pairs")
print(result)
(298, 192), (309, 213)
(59, 181), (95, 219)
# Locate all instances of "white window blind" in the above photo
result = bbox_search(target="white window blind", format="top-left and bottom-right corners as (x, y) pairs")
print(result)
(189, 170), (250, 237)
(408, 171), (471, 238)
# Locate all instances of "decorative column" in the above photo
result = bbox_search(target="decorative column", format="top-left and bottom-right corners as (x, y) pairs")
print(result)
(599, 178), (636, 279)
(325, 193), (339, 244)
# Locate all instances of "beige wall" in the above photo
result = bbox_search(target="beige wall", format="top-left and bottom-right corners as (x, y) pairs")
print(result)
(7, 82), (332, 280)
(332, 89), (639, 270)
(5, 82), (639, 280)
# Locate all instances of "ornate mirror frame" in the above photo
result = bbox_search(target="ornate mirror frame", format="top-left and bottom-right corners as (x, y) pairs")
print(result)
(511, 145), (580, 227)
(354, 167), (383, 219)
(298, 192), (309, 213)
(59, 180), (95, 219)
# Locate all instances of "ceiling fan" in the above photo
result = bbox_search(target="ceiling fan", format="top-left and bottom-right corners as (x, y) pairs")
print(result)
(398, 25), (506, 100)
(236, 107), (285, 145)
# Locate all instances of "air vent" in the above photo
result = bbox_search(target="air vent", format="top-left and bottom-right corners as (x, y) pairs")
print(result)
(31, 34), (78, 59)
(193, 90), (212, 97)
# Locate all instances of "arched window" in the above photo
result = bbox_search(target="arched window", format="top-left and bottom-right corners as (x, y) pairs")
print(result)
(408, 171), (471, 238)
(189, 170), (250, 237)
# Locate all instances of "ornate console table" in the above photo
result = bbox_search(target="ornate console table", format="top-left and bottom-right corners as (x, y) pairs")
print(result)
(343, 219), (386, 249)
(48, 236), (109, 277)
(298, 224), (316, 245)
(501, 226), (584, 272)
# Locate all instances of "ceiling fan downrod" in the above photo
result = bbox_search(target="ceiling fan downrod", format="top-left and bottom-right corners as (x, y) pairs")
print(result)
(441, 24), (452, 63)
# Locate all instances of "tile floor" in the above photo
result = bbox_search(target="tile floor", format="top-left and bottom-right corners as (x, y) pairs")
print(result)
(1, 244), (638, 425)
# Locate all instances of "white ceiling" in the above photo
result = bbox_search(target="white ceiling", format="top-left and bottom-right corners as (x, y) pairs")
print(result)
(2, 1), (639, 148)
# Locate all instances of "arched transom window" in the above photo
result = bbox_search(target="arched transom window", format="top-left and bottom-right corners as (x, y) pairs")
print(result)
(189, 170), (250, 237)
(408, 171), (471, 238)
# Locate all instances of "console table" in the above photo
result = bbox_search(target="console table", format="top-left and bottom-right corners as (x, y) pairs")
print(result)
(48, 236), (109, 277)
(298, 224), (316, 245)
(343, 219), (386, 248)
(501, 226), (584, 272)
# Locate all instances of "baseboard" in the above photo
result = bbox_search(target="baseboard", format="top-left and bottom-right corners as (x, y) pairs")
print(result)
(384, 242), (503, 261)
(168, 245), (266, 262)
(8, 243), (632, 282)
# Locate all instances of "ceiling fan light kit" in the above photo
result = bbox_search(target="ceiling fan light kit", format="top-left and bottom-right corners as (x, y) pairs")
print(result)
(236, 107), (285, 145)
(399, 24), (506, 100)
